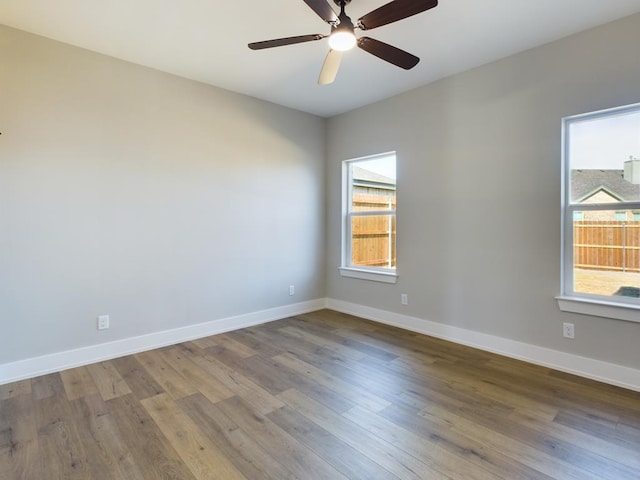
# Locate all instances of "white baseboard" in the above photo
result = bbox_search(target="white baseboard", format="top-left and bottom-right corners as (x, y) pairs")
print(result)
(4, 297), (638, 392)
(327, 298), (640, 392)
(0, 299), (327, 386)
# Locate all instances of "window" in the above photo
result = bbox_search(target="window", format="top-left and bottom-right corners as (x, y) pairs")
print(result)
(558, 103), (640, 321)
(340, 153), (397, 283)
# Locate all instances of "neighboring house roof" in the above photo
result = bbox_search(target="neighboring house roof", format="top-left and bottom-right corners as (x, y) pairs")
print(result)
(353, 166), (396, 190)
(571, 170), (640, 202)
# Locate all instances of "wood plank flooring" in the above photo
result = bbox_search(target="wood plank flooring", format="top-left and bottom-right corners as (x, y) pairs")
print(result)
(1, 309), (639, 479)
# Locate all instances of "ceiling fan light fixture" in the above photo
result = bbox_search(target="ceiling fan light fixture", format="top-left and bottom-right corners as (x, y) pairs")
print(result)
(329, 30), (356, 51)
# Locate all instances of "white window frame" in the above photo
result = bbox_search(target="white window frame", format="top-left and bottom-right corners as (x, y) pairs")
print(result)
(339, 152), (398, 284)
(557, 103), (640, 322)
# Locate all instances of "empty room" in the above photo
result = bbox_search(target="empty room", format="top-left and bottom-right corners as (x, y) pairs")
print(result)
(1, 1), (639, 478)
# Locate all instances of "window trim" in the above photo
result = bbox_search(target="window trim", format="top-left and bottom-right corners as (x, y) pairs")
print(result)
(557, 102), (640, 322)
(340, 152), (398, 284)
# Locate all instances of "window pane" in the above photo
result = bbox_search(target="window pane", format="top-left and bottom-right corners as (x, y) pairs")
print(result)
(569, 111), (640, 206)
(350, 158), (396, 212)
(573, 210), (640, 297)
(351, 214), (396, 268)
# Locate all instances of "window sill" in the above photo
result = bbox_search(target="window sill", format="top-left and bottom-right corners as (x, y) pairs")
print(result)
(556, 296), (640, 323)
(339, 267), (398, 284)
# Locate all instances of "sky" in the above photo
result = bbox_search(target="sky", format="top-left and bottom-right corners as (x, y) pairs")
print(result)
(358, 155), (396, 180)
(569, 109), (640, 169)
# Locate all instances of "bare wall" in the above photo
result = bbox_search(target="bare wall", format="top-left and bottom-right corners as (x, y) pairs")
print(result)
(326, 14), (640, 369)
(0, 26), (326, 364)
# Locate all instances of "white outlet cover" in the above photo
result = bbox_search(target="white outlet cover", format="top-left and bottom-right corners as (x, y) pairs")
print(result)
(98, 315), (110, 330)
(563, 322), (575, 339)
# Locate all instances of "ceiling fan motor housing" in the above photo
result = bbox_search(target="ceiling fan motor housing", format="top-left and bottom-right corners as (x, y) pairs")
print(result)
(334, 12), (354, 31)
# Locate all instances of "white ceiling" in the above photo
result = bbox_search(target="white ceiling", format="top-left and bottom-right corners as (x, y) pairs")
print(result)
(2, 1), (640, 117)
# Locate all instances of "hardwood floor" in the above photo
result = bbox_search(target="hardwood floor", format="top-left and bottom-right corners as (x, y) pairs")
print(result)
(1, 309), (639, 479)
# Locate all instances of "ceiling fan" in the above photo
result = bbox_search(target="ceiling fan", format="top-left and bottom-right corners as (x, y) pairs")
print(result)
(248, 0), (438, 85)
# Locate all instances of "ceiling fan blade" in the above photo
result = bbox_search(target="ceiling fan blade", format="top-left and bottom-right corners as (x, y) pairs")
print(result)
(357, 37), (419, 69)
(248, 34), (325, 50)
(318, 49), (343, 85)
(358, 0), (438, 30)
(303, 0), (339, 24)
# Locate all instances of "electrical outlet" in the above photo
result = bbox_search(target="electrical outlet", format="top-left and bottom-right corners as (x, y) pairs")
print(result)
(563, 322), (575, 339)
(401, 293), (408, 305)
(289, 285), (295, 296)
(97, 315), (110, 330)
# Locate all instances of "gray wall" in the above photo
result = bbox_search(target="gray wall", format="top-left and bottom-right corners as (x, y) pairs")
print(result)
(326, 14), (640, 369)
(0, 26), (326, 364)
(3, 13), (640, 373)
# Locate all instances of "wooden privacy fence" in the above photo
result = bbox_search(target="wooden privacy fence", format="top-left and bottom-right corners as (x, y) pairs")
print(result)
(352, 215), (396, 267)
(352, 192), (396, 268)
(574, 221), (640, 272)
